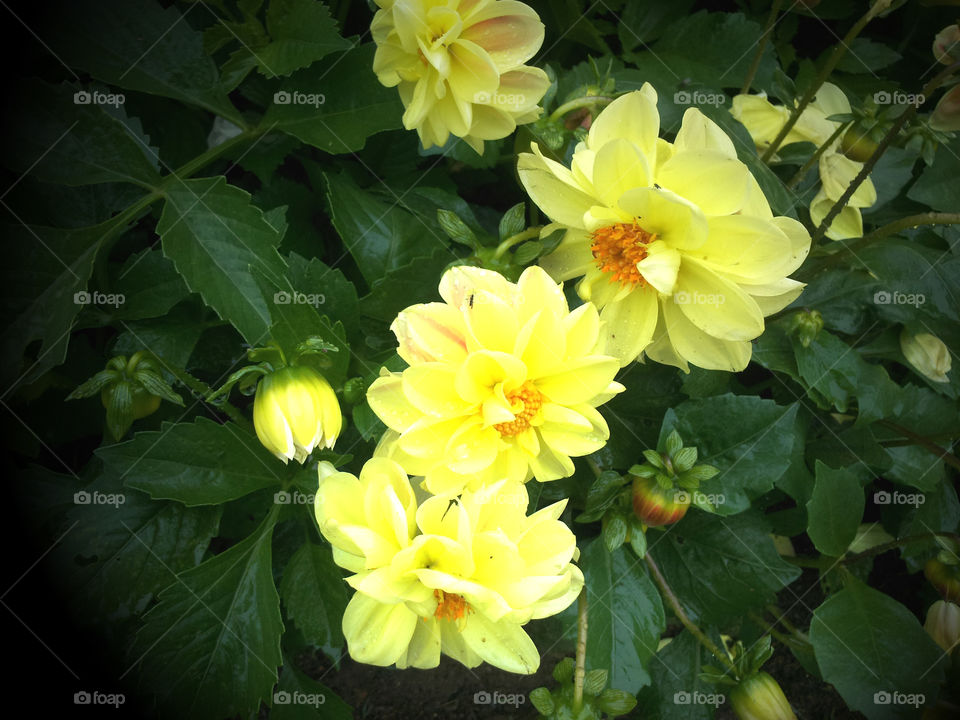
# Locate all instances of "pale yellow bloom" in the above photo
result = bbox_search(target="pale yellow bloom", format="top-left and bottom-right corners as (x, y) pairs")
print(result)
(314, 459), (583, 673)
(900, 329), (952, 383)
(732, 83), (877, 240)
(253, 366), (342, 462)
(371, 0), (550, 153)
(924, 600), (960, 653)
(517, 85), (810, 372)
(367, 265), (624, 495)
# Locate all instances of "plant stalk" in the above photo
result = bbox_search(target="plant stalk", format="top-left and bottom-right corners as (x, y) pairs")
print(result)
(741, 0), (783, 94)
(573, 587), (588, 711)
(785, 121), (850, 190)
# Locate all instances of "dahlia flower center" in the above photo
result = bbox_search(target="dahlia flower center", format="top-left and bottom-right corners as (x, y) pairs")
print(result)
(434, 589), (470, 621)
(590, 222), (657, 286)
(493, 383), (542, 437)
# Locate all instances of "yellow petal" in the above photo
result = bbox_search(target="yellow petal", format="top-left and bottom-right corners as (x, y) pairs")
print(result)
(539, 228), (595, 281)
(454, 350), (527, 403)
(636, 239), (681, 295)
(538, 403), (608, 456)
(460, 613), (540, 674)
(367, 372), (421, 432)
(742, 277), (805, 315)
(591, 137), (652, 206)
(819, 152), (876, 207)
(343, 593), (418, 667)
(489, 65), (550, 115)
(447, 38), (499, 101)
(661, 298), (752, 371)
(617, 186), (708, 251)
(587, 88), (660, 164)
(599, 285), (659, 365)
(396, 616), (442, 669)
(809, 187), (863, 240)
(402, 362), (471, 417)
(674, 257), (764, 341)
(465, 289), (519, 352)
(439, 265), (516, 309)
(673, 108), (737, 159)
(691, 215), (798, 283)
(563, 301), (601, 354)
(460, 0), (544, 70)
(392, 302), (469, 365)
(517, 143), (597, 229)
(536, 355), (620, 405)
(656, 149), (751, 216)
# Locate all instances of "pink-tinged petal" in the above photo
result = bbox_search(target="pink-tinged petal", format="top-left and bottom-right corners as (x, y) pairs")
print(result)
(393, 302), (468, 365)
(461, 0), (544, 69)
(439, 265), (517, 308)
(489, 66), (550, 114)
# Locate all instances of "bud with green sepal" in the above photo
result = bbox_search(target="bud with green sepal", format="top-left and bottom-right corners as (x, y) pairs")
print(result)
(925, 549), (960, 603)
(729, 672), (798, 720)
(925, 600), (960, 653)
(629, 430), (719, 527)
(786, 309), (824, 348)
(530, 657), (636, 719)
(67, 351), (183, 440)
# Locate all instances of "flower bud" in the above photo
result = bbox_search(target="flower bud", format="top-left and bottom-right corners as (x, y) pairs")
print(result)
(930, 85), (960, 132)
(787, 309), (824, 348)
(924, 600), (960, 653)
(631, 475), (690, 527)
(933, 24), (960, 64)
(253, 366), (341, 463)
(900, 329), (952, 383)
(730, 672), (798, 720)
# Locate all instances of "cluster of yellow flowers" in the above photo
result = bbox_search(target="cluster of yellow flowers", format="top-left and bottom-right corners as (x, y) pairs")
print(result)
(732, 83), (877, 240)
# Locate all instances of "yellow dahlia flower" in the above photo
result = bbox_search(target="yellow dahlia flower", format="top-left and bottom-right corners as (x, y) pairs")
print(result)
(731, 83), (877, 240)
(253, 366), (342, 463)
(314, 458), (583, 673)
(366, 265), (624, 496)
(517, 85), (810, 372)
(371, 0), (550, 153)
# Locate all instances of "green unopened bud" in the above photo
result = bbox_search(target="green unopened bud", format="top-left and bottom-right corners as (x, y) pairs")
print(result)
(596, 688), (636, 717)
(930, 84), (960, 133)
(254, 365), (342, 463)
(924, 600), (960, 653)
(342, 377), (366, 405)
(787, 309), (824, 348)
(900, 329), (952, 383)
(730, 672), (798, 720)
(933, 24), (960, 64)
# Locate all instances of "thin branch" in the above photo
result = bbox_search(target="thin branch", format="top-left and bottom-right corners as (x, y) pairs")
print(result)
(741, 0), (783, 94)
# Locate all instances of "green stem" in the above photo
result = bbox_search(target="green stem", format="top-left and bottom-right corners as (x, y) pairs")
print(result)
(741, 0), (783, 94)
(492, 226), (542, 260)
(880, 420), (960, 472)
(820, 213), (960, 268)
(764, 604), (809, 642)
(785, 121), (850, 190)
(844, 532), (960, 564)
(645, 551), (738, 675)
(572, 588), (588, 711)
(811, 60), (960, 245)
(163, 363), (248, 427)
(761, 0), (892, 163)
(548, 95), (614, 123)
(747, 610), (804, 648)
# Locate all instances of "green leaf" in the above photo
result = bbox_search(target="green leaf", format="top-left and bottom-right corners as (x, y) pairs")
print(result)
(654, 511), (801, 625)
(324, 171), (453, 286)
(273, 662), (353, 720)
(279, 541), (348, 648)
(285, 253), (359, 332)
(132, 512), (283, 719)
(158, 176), (287, 345)
(499, 202), (526, 240)
(437, 209), (480, 249)
(581, 539), (665, 694)
(806, 461), (865, 556)
(255, 0), (351, 78)
(265, 44), (402, 153)
(113, 249), (192, 321)
(577, 471), (627, 523)
(49, 0), (239, 120)
(111, 302), (207, 369)
(0, 223), (101, 390)
(97, 418), (283, 505)
(659, 395), (800, 514)
(602, 511), (629, 552)
(57, 469), (220, 621)
(4, 80), (161, 188)
(835, 39), (901, 73)
(809, 577), (946, 719)
(635, 631), (715, 720)
(907, 140), (960, 212)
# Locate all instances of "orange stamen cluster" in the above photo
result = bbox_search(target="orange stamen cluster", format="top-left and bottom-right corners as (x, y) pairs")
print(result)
(434, 589), (470, 621)
(590, 222), (656, 286)
(493, 383), (542, 437)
